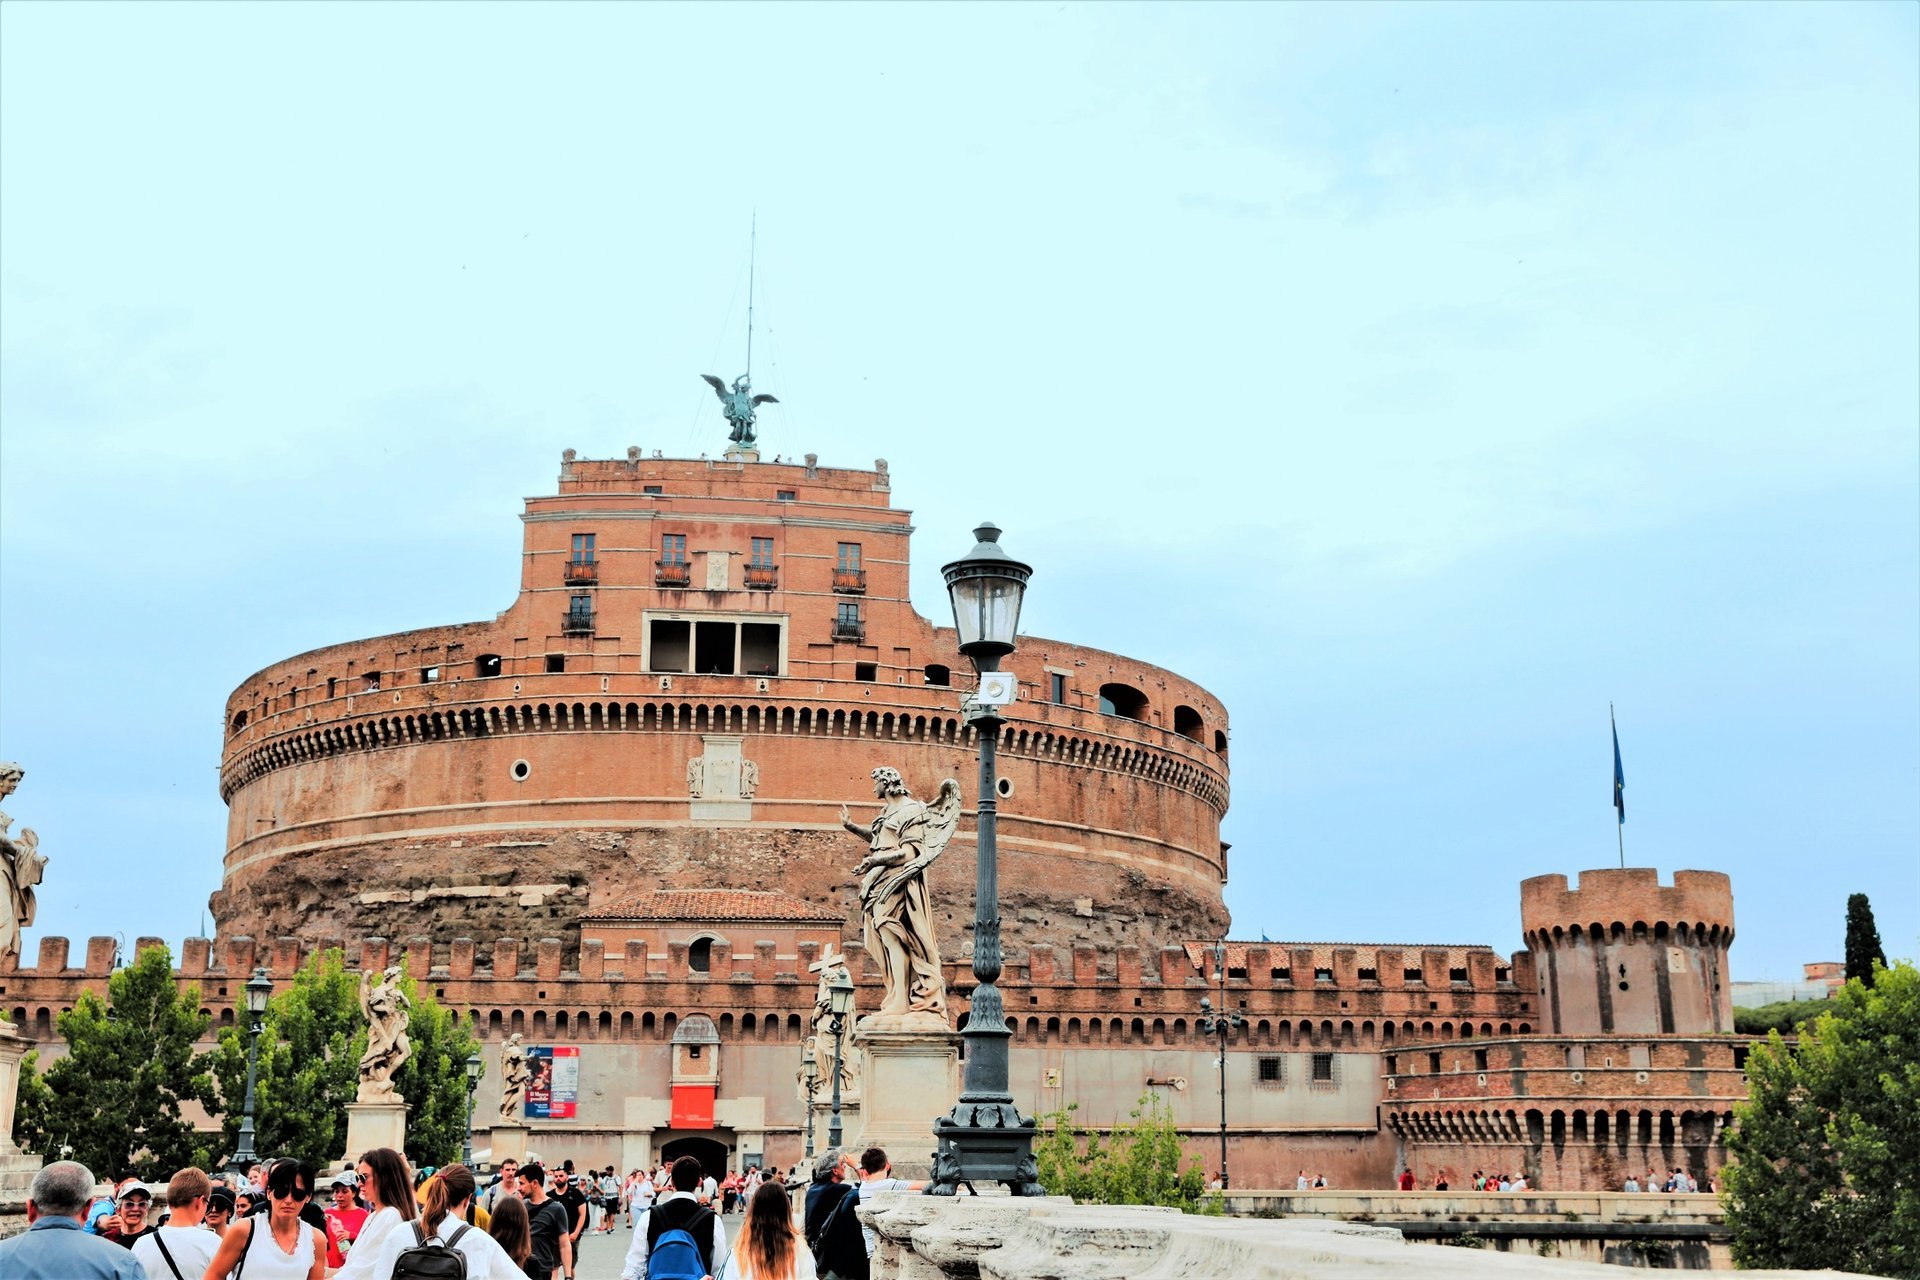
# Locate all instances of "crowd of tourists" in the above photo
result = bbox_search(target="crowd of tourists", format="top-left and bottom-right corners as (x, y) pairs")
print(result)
(0, 1142), (926, 1280)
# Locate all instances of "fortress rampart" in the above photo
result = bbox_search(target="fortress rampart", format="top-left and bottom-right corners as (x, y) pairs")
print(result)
(1520, 870), (1734, 1037)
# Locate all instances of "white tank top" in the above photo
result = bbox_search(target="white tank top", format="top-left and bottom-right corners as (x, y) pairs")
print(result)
(237, 1216), (317, 1280)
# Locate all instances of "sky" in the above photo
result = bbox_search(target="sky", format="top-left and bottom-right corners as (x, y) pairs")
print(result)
(2, 2), (1915, 984)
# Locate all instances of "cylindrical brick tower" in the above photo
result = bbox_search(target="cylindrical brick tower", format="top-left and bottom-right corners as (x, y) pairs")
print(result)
(1521, 869), (1734, 1036)
(211, 451), (1231, 961)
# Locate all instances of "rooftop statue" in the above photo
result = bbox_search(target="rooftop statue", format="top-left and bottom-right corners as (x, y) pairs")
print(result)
(841, 767), (960, 1030)
(0, 763), (45, 965)
(357, 965), (412, 1101)
(700, 373), (779, 448)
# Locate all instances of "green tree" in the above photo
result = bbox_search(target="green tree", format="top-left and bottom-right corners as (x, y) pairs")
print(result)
(214, 949), (362, 1168)
(1845, 893), (1886, 987)
(1732, 997), (1834, 1036)
(214, 950), (480, 1169)
(11, 944), (216, 1178)
(1723, 960), (1919, 1278)
(1035, 1093), (1211, 1212)
(11, 1049), (54, 1151)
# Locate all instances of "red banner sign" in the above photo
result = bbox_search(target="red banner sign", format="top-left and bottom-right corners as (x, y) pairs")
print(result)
(670, 1084), (716, 1129)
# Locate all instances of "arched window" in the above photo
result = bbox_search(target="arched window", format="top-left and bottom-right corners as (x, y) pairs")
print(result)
(1098, 682), (1148, 721)
(924, 664), (950, 687)
(688, 936), (717, 974)
(1173, 705), (1203, 741)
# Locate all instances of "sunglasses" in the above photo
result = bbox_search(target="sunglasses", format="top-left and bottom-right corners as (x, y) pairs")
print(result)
(269, 1186), (312, 1201)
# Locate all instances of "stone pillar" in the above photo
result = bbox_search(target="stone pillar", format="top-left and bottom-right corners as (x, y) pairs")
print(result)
(340, 1098), (408, 1168)
(0, 1019), (42, 1239)
(489, 1123), (529, 1170)
(853, 1025), (960, 1178)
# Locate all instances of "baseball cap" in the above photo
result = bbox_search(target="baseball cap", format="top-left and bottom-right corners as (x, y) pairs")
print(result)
(208, 1188), (236, 1211)
(119, 1184), (153, 1203)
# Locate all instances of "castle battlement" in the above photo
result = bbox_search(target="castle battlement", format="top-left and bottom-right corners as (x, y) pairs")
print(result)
(1520, 869), (1734, 944)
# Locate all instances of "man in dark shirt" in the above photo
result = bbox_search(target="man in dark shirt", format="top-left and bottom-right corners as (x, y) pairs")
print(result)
(549, 1168), (589, 1279)
(802, 1150), (868, 1280)
(518, 1163), (573, 1280)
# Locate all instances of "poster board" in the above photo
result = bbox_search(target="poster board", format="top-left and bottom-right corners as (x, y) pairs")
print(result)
(523, 1045), (579, 1119)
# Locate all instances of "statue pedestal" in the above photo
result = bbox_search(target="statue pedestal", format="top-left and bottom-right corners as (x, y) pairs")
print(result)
(488, 1123), (529, 1169)
(853, 1025), (960, 1179)
(341, 1097), (408, 1165)
(0, 1019), (36, 1239)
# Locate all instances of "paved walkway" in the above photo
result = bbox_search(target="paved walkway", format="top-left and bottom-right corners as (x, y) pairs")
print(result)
(568, 1210), (747, 1280)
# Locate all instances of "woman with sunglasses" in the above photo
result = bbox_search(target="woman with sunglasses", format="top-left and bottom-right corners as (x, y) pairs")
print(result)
(202, 1159), (324, 1280)
(332, 1147), (416, 1280)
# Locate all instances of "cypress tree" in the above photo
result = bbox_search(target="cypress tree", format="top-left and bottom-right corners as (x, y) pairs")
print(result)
(1843, 893), (1885, 987)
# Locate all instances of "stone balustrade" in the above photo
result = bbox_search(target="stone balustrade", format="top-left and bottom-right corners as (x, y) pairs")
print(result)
(855, 1190), (1866, 1279)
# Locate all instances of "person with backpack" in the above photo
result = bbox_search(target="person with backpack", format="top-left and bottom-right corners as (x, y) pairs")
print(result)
(800, 1151), (866, 1280)
(716, 1181), (814, 1280)
(619, 1155), (729, 1280)
(363, 1164), (521, 1280)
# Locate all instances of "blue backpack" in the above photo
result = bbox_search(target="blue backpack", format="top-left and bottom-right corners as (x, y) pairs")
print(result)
(646, 1200), (714, 1280)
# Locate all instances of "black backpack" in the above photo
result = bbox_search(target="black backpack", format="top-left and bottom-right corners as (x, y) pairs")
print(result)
(391, 1220), (470, 1280)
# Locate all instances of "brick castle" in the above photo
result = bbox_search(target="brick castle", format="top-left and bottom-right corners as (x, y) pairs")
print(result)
(1, 447), (1757, 1188)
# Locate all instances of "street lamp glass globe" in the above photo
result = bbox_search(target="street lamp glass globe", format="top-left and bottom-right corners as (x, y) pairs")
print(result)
(800, 1047), (818, 1082)
(464, 1051), (484, 1085)
(941, 523), (1032, 664)
(244, 969), (273, 1015)
(828, 971), (856, 1018)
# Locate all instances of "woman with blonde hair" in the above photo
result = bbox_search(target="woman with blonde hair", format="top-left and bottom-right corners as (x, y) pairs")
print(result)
(718, 1181), (816, 1280)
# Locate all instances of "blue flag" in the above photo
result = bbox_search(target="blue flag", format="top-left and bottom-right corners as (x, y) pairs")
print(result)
(1612, 710), (1626, 825)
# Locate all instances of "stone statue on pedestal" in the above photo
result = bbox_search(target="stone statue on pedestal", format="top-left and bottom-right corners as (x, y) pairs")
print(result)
(498, 1033), (530, 1122)
(357, 966), (411, 1101)
(802, 947), (862, 1094)
(840, 767), (960, 1029)
(0, 765), (46, 966)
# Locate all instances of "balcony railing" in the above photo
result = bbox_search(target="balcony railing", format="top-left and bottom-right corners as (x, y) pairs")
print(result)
(744, 564), (778, 590)
(655, 560), (692, 587)
(563, 610), (595, 635)
(831, 619), (865, 643)
(832, 568), (867, 594)
(564, 559), (599, 584)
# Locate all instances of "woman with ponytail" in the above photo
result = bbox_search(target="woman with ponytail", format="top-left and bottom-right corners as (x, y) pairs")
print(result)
(363, 1165), (521, 1279)
(718, 1181), (815, 1280)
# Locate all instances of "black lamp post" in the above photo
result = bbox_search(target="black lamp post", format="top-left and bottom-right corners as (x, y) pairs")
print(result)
(1197, 938), (1246, 1191)
(229, 967), (273, 1174)
(799, 1045), (821, 1159)
(930, 522), (1044, 1197)
(826, 971), (854, 1151)
(462, 1050), (483, 1166)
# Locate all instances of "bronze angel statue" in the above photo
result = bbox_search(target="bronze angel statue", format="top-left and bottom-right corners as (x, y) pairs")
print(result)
(840, 767), (961, 1028)
(700, 373), (779, 447)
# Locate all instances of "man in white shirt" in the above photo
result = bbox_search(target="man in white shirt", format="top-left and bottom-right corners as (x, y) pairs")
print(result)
(130, 1169), (219, 1280)
(855, 1147), (924, 1257)
(619, 1157), (727, 1280)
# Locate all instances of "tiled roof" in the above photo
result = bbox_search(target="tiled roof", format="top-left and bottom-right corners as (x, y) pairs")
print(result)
(583, 889), (844, 924)
(1182, 941), (1503, 972)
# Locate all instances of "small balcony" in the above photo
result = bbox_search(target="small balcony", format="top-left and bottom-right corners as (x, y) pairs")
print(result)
(564, 559), (599, 585)
(745, 564), (778, 590)
(831, 619), (865, 643)
(563, 609), (595, 635)
(655, 560), (692, 587)
(832, 568), (867, 594)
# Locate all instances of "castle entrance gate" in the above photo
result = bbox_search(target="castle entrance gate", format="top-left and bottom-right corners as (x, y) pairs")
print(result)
(661, 1133), (732, 1180)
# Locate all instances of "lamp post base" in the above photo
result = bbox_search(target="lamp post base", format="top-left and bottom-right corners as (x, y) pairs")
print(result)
(928, 1099), (1045, 1197)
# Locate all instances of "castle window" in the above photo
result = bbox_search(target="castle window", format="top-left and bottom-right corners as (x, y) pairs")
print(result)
(855, 662), (878, 682)
(646, 612), (785, 676)
(1384, 1054), (1398, 1075)
(834, 543), (866, 593)
(1272, 966), (1291, 982)
(777, 489), (796, 501)
(1495, 966), (1511, 983)
(571, 532), (597, 563)
(1358, 967), (1378, 983)
(750, 537), (775, 567)
(1405, 968), (1424, 983)
(688, 937), (713, 974)
(643, 484), (664, 495)
(362, 672), (381, 692)
(1311, 1053), (1335, 1084)
(833, 602), (863, 642)
(327, 677), (337, 699)
(230, 710), (248, 733)
(1257, 1056), (1284, 1087)
(421, 666), (440, 683)
(1314, 967), (1333, 983)
(1475, 1048), (1489, 1070)
(1097, 682), (1148, 721)
(695, 621), (737, 674)
(925, 664), (950, 687)
(661, 533), (687, 564)
(565, 596), (594, 634)
(545, 654), (565, 673)
(1428, 1051), (1442, 1073)
(1173, 705), (1203, 741)
(1450, 967), (1469, 983)
(1214, 729), (1228, 755)
(476, 654), (502, 678)
(1050, 672), (1067, 703)
(650, 620), (691, 672)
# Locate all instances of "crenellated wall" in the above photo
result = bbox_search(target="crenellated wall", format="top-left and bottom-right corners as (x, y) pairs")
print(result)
(1521, 870), (1734, 1037)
